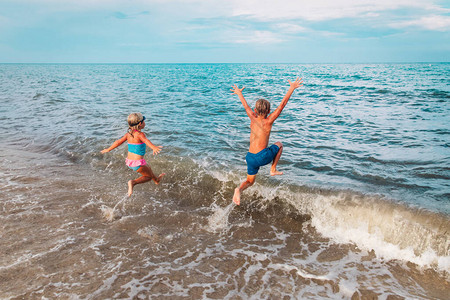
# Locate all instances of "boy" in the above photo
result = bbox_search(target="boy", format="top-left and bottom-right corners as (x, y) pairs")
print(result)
(231, 77), (303, 205)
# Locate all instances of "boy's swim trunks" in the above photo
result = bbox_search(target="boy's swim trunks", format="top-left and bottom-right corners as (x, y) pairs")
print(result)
(245, 144), (280, 175)
(125, 158), (146, 171)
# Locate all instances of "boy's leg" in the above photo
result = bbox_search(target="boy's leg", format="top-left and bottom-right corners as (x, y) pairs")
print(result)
(233, 174), (256, 205)
(270, 142), (283, 176)
(128, 165), (165, 196)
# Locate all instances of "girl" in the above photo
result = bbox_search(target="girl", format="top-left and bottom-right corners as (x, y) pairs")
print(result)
(101, 112), (165, 196)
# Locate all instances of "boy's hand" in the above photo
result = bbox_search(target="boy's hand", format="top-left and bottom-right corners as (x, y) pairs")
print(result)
(288, 77), (303, 90)
(152, 145), (163, 155)
(231, 84), (245, 95)
(101, 149), (109, 154)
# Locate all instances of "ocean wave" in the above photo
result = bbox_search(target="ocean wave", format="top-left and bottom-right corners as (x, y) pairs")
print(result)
(415, 172), (450, 180)
(92, 153), (450, 272)
(2, 142), (449, 300)
(235, 183), (450, 272)
(422, 89), (450, 99)
(302, 190), (450, 272)
(20, 138), (449, 273)
(365, 156), (435, 166)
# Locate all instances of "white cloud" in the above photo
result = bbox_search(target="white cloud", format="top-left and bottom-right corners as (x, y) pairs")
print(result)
(273, 23), (344, 38)
(8, 0), (450, 25)
(231, 30), (285, 44)
(228, 0), (446, 22)
(275, 23), (308, 34)
(15, 0), (448, 19)
(390, 15), (450, 31)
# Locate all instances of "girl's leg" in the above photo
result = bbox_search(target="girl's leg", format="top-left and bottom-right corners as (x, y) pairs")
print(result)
(270, 142), (283, 176)
(128, 165), (165, 196)
(139, 164), (166, 184)
(233, 174), (256, 205)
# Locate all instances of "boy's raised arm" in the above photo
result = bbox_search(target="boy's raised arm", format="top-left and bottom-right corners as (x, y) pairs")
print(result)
(231, 84), (256, 119)
(268, 77), (303, 123)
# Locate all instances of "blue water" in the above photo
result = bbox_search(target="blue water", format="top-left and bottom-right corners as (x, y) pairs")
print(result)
(1, 63), (449, 213)
(1, 63), (449, 298)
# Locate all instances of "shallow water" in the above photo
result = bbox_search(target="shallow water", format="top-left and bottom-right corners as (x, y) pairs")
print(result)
(0, 63), (449, 299)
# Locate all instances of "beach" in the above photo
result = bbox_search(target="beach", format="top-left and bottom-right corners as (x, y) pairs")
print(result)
(0, 63), (449, 299)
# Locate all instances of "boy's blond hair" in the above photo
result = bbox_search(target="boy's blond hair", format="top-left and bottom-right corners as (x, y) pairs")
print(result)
(255, 99), (270, 117)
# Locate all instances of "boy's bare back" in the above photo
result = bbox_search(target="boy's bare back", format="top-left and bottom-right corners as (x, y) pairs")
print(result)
(249, 115), (274, 153)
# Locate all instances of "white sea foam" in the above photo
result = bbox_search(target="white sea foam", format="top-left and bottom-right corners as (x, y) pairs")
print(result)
(244, 183), (449, 272)
(0, 236), (77, 271)
(304, 192), (450, 272)
(137, 226), (159, 242)
(206, 202), (235, 232)
(101, 195), (129, 221)
(101, 206), (121, 221)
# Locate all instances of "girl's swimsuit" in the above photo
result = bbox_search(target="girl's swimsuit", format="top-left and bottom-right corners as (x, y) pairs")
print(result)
(126, 143), (147, 171)
(245, 144), (280, 175)
(126, 158), (146, 171)
(128, 143), (146, 155)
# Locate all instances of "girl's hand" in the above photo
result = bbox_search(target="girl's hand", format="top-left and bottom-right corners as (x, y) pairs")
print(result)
(101, 149), (110, 154)
(288, 77), (303, 90)
(152, 145), (163, 155)
(230, 84), (245, 95)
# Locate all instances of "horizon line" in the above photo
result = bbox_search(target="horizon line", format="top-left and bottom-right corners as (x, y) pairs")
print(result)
(0, 61), (449, 65)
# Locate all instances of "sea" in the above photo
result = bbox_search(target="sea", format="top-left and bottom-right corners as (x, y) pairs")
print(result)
(0, 63), (449, 299)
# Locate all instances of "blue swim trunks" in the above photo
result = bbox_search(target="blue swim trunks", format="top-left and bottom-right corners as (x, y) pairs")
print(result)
(245, 144), (280, 175)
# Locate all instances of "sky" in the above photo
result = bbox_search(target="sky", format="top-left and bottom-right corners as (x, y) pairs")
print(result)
(0, 0), (449, 63)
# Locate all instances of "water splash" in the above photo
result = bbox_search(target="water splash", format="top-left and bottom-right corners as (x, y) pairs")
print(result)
(101, 195), (128, 222)
(207, 202), (235, 232)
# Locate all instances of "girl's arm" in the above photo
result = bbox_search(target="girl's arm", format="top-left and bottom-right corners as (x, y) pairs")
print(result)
(138, 132), (163, 155)
(101, 134), (127, 153)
